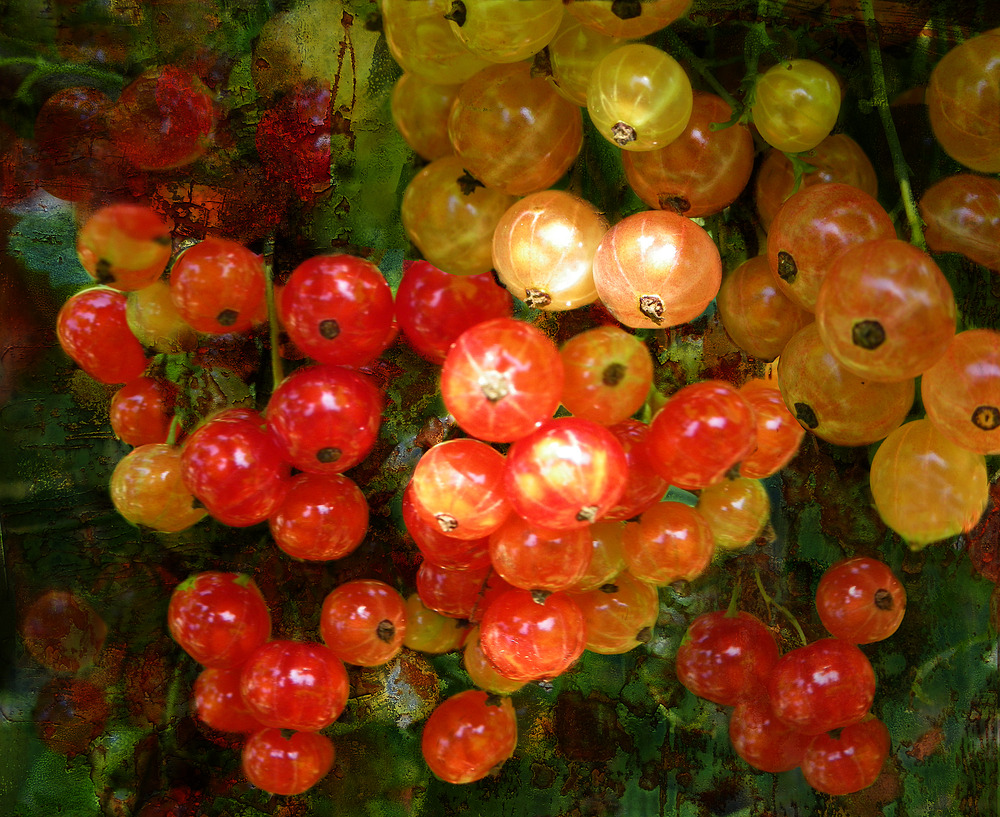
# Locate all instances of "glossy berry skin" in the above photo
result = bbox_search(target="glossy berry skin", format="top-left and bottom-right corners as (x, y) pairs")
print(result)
(395, 261), (513, 364)
(76, 204), (173, 291)
(488, 514), (594, 592)
(56, 288), (148, 384)
(921, 329), (1000, 455)
(391, 74), (460, 162)
(815, 557), (906, 644)
(446, 0), (563, 64)
(766, 183), (896, 313)
(869, 418), (988, 547)
(492, 189), (606, 311)
(266, 364), (383, 474)
(409, 439), (511, 541)
(242, 728), (335, 796)
(269, 473), (369, 561)
(592, 210), (721, 329)
(180, 409), (291, 527)
(738, 380), (805, 479)
(193, 667), (266, 733)
(479, 588), (586, 681)
(421, 690), (518, 784)
(167, 572), (271, 669)
(587, 43), (693, 152)
(647, 380), (757, 490)
(403, 594), (470, 654)
(504, 417), (628, 530)
(816, 239), (956, 383)
(675, 611), (779, 707)
(754, 133), (878, 232)
(448, 62), (583, 196)
(110, 377), (177, 447)
(919, 174), (1000, 272)
(752, 59), (841, 153)
(622, 501), (714, 587)
(111, 443), (207, 533)
(169, 238), (266, 335)
(319, 580), (408, 667)
(567, 519), (627, 593)
(768, 638), (876, 736)
(280, 255), (395, 368)
(729, 688), (812, 773)
(464, 627), (526, 695)
(559, 326), (653, 426)
(925, 28), (1000, 173)
(441, 318), (564, 443)
(566, 0), (688, 38)
(779, 323), (915, 447)
(801, 717), (891, 795)
(415, 561), (510, 621)
(240, 640), (349, 731)
(622, 92), (754, 217)
(402, 483), (492, 570)
(603, 421), (669, 521)
(401, 154), (517, 277)
(569, 571), (659, 655)
(716, 255), (813, 362)
(697, 477), (771, 551)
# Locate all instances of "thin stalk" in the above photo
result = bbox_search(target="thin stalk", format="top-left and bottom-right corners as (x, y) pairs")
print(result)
(663, 29), (739, 112)
(859, 0), (927, 249)
(754, 568), (808, 647)
(262, 234), (283, 392)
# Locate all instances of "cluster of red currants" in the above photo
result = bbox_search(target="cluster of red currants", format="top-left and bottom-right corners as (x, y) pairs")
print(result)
(168, 571), (413, 795)
(398, 310), (813, 782)
(676, 556), (906, 795)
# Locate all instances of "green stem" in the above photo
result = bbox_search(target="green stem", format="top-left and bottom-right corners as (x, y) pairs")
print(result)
(754, 568), (808, 647)
(910, 633), (994, 705)
(725, 582), (741, 617)
(262, 234), (283, 393)
(859, 0), (927, 250)
(4, 57), (124, 103)
(663, 29), (740, 113)
(165, 414), (182, 447)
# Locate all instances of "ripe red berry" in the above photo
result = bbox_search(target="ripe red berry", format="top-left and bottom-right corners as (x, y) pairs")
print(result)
(815, 556), (906, 643)
(801, 716), (891, 795)
(675, 610), (779, 706)
(421, 690), (518, 784)
(167, 572), (271, 669)
(242, 728), (335, 795)
(56, 288), (148, 384)
(320, 580), (408, 667)
(240, 640), (350, 731)
(768, 638), (876, 735)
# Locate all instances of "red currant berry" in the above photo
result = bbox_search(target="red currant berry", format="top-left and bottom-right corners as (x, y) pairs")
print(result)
(242, 728), (335, 796)
(240, 640), (349, 731)
(768, 638), (876, 735)
(421, 690), (518, 784)
(280, 254), (395, 367)
(266, 364), (383, 474)
(478, 588), (586, 682)
(801, 716), (891, 795)
(815, 557), (906, 644)
(56, 288), (148, 384)
(675, 610), (780, 706)
(319, 580), (408, 667)
(167, 572), (271, 669)
(269, 473), (369, 561)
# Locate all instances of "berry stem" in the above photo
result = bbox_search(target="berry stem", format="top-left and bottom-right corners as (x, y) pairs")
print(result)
(859, 0), (927, 250)
(663, 29), (740, 113)
(262, 234), (284, 393)
(166, 414), (182, 447)
(754, 568), (808, 647)
(2, 56), (123, 103)
(910, 633), (995, 705)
